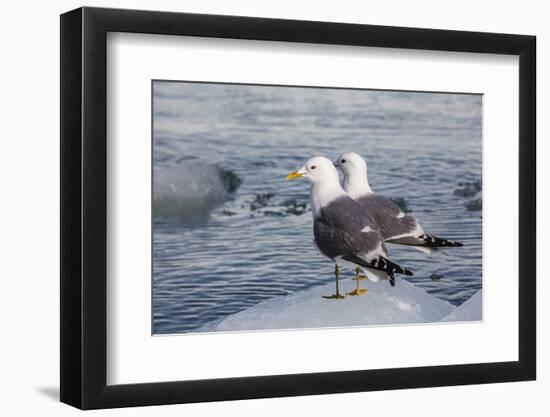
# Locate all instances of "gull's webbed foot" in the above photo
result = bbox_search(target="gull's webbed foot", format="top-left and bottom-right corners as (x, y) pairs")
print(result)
(322, 293), (346, 300)
(346, 288), (368, 296)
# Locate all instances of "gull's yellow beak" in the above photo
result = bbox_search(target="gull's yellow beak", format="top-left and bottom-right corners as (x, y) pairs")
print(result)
(286, 171), (304, 181)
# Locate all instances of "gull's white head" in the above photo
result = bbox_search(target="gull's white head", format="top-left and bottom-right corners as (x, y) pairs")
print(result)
(333, 152), (373, 197)
(286, 156), (340, 185)
(286, 156), (347, 218)
(333, 152), (367, 178)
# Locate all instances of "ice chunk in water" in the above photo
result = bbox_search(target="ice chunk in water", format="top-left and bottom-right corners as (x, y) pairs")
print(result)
(153, 162), (240, 219)
(441, 290), (482, 322)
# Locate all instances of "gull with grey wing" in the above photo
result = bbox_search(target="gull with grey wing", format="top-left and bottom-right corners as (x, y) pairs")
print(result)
(286, 156), (413, 299)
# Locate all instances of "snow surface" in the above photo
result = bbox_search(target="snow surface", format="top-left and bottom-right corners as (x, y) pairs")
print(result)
(199, 279), (482, 333)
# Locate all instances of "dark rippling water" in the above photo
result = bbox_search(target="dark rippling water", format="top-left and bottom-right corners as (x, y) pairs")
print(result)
(152, 81), (482, 334)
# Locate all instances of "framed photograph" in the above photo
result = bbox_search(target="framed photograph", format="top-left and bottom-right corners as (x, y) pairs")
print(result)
(60, 6), (536, 409)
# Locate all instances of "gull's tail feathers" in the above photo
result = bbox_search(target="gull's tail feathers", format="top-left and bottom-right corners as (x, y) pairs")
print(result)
(342, 254), (413, 287)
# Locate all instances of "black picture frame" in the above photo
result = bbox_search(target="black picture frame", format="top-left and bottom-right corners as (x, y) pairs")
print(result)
(60, 6), (536, 410)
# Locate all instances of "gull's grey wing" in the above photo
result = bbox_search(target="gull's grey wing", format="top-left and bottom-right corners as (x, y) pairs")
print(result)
(357, 194), (463, 248)
(313, 196), (385, 262)
(312, 196), (414, 285)
(356, 194), (422, 241)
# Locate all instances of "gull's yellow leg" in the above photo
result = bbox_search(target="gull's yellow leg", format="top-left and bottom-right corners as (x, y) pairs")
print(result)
(323, 264), (345, 300)
(347, 267), (368, 296)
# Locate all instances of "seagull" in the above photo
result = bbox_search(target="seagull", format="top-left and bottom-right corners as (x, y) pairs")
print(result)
(286, 156), (413, 299)
(334, 152), (463, 254)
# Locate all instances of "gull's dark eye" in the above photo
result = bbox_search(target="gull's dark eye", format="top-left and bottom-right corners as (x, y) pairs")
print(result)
(341, 159), (346, 163)
(310, 165), (316, 170)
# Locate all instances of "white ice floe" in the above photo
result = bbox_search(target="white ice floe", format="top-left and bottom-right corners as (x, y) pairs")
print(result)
(200, 279), (482, 333)
(441, 290), (482, 322)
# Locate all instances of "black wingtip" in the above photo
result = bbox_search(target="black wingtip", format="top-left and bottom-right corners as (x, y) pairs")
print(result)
(342, 254), (413, 280)
(443, 239), (463, 247)
(388, 272), (396, 287)
(421, 234), (464, 248)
